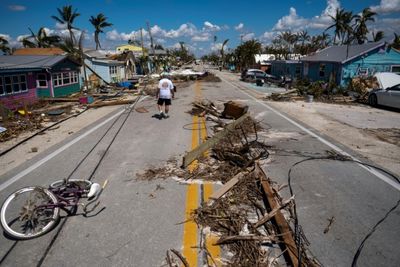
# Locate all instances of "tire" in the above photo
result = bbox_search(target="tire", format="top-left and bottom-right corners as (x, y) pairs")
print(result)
(368, 94), (378, 107)
(1, 187), (60, 240)
(49, 179), (92, 190)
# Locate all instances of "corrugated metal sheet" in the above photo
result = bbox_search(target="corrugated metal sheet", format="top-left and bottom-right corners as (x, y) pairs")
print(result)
(0, 55), (67, 70)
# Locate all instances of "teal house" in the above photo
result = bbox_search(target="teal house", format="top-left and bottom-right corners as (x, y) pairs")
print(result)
(0, 55), (81, 109)
(270, 60), (303, 80)
(301, 42), (400, 86)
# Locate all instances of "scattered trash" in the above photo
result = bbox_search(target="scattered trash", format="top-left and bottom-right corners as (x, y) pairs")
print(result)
(324, 216), (335, 234)
(0, 126), (6, 133)
(30, 147), (38, 153)
(47, 109), (65, 116)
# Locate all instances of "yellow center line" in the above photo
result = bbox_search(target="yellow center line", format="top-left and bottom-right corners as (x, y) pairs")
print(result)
(182, 82), (201, 266)
(200, 116), (221, 266)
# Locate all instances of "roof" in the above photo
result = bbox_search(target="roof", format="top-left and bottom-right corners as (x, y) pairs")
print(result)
(91, 58), (124, 65)
(13, 48), (65, 56)
(0, 55), (68, 70)
(301, 42), (385, 63)
(84, 49), (109, 59)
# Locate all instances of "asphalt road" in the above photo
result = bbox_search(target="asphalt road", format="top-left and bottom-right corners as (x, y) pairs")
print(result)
(0, 70), (399, 267)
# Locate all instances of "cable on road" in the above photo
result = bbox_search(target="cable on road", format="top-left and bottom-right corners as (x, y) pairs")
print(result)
(285, 151), (400, 267)
(0, 108), (88, 157)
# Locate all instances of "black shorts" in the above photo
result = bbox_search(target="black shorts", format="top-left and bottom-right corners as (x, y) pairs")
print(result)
(157, 98), (171, 105)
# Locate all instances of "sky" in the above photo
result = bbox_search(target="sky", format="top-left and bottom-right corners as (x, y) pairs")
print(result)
(0, 0), (400, 56)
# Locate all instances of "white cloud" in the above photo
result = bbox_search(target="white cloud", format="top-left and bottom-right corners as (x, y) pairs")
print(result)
(211, 42), (223, 52)
(0, 34), (11, 41)
(191, 33), (210, 42)
(203, 21), (221, 31)
(371, 0), (400, 14)
(272, 0), (341, 31)
(260, 31), (277, 43)
(242, 32), (255, 41)
(166, 23), (197, 38)
(235, 23), (244, 31)
(8, 5), (26, 11)
(273, 7), (308, 31)
(55, 22), (68, 30)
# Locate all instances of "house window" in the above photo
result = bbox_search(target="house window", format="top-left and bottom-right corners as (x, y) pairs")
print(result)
(109, 66), (118, 75)
(391, 65), (400, 74)
(37, 73), (48, 88)
(319, 64), (326, 77)
(0, 77), (3, 95)
(357, 67), (369, 76)
(52, 71), (79, 87)
(1, 75), (27, 95)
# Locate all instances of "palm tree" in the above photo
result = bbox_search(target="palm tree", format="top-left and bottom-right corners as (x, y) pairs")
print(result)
(21, 27), (60, 48)
(371, 31), (384, 42)
(52, 5), (80, 43)
(234, 39), (261, 69)
(326, 8), (354, 44)
(391, 33), (400, 50)
(297, 30), (310, 47)
(354, 7), (377, 44)
(220, 39), (229, 66)
(0, 36), (10, 54)
(89, 13), (112, 50)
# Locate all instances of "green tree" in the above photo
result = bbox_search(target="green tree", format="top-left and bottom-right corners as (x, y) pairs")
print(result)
(0, 36), (10, 54)
(371, 30), (384, 42)
(220, 39), (229, 66)
(391, 33), (400, 50)
(52, 5), (80, 44)
(89, 13), (113, 50)
(354, 7), (377, 44)
(21, 27), (60, 48)
(234, 39), (261, 70)
(326, 8), (355, 45)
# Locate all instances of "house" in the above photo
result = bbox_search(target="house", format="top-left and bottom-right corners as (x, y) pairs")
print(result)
(301, 42), (400, 86)
(84, 49), (126, 84)
(0, 55), (81, 109)
(107, 51), (138, 78)
(116, 44), (144, 56)
(254, 54), (275, 73)
(270, 60), (302, 80)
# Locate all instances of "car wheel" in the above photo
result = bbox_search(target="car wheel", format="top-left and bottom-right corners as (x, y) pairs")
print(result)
(368, 94), (378, 107)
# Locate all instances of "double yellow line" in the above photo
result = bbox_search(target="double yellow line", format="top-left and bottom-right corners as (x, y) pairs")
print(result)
(182, 82), (220, 266)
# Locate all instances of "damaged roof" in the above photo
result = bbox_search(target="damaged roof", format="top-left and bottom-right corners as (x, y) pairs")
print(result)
(301, 42), (385, 63)
(0, 55), (69, 70)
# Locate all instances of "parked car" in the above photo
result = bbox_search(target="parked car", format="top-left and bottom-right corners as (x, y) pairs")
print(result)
(265, 74), (292, 88)
(368, 72), (400, 109)
(241, 69), (266, 81)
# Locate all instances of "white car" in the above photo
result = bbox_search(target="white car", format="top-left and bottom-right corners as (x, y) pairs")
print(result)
(368, 72), (400, 109)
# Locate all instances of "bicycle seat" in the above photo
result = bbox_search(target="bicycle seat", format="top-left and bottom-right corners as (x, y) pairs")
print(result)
(87, 183), (101, 199)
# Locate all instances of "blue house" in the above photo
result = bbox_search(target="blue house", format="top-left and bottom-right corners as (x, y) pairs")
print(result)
(84, 49), (126, 84)
(301, 42), (400, 86)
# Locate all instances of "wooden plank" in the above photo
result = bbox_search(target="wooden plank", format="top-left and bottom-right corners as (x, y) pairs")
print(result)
(207, 172), (243, 203)
(254, 163), (301, 267)
(42, 97), (80, 102)
(182, 113), (249, 168)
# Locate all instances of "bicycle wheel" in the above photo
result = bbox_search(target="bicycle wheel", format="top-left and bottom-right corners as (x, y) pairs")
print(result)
(0, 187), (60, 240)
(49, 179), (92, 190)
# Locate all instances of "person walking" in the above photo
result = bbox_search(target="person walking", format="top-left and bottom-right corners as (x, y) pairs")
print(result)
(156, 75), (175, 118)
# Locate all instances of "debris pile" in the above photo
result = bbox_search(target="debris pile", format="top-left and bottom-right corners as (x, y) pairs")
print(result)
(136, 106), (319, 266)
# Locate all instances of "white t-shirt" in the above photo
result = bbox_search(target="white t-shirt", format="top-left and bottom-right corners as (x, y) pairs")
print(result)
(158, 78), (174, 99)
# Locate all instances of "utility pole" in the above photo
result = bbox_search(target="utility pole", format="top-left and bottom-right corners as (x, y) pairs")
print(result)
(147, 21), (157, 73)
(140, 28), (144, 56)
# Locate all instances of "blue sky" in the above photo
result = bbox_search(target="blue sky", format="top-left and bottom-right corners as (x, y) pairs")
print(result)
(1, 0), (400, 56)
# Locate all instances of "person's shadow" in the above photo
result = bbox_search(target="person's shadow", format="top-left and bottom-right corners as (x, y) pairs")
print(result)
(152, 114), (163, 120)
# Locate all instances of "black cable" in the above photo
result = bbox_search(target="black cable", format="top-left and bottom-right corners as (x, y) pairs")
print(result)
(0, 108), (88, 157)
(286, 154), (400, 267)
